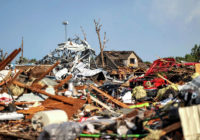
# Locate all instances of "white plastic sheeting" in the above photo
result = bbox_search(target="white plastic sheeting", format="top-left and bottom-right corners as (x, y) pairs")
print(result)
(121, 91), (133, 103)
(75, 62), (102, 77)
(54, 68), (68, 80)
(0, 92), (13, 103)
(0, 69), (19, 82)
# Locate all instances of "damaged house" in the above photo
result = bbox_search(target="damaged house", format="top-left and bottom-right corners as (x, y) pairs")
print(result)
(96, 51), (143, 69)
(95, 51), (144, 80)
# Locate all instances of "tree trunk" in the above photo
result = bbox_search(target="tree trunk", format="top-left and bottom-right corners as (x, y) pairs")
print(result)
(100, 49), (105, 68)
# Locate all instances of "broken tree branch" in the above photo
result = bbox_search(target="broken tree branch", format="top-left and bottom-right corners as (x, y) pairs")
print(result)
(80, 26), (87, 41)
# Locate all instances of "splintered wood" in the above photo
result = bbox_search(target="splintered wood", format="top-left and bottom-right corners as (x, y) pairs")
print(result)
(0, 120), (38, 139)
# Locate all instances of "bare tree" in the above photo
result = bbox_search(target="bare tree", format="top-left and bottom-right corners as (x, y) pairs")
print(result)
(80, 26), (87, 41)
(94, 19), (108, 68)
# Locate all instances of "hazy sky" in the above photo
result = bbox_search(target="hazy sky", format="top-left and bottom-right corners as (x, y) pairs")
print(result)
(0, 0), (200, 62)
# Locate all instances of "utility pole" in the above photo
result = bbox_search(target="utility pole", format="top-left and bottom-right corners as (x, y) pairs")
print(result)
(62, 21), (69, 41)
(21, 37), (23, 59)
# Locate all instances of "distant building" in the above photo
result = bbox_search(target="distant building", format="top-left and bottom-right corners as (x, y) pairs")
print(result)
(96, 51), (143, 69)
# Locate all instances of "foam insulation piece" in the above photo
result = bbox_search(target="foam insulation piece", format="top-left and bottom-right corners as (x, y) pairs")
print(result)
(9, 84), (24, 96)
(32, 110), (68, 130)
(132, 86), (147, 99)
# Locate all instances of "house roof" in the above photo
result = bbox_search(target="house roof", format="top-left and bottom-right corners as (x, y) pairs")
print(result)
(95, 51), (143, 69)
(103, 51), (143, 62)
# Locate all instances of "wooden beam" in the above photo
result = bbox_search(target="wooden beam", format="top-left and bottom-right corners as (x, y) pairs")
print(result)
(90, 95), (116, 113)
(0, 49), (17, 70)
(89, 85), (130, 108)
(161, 122), (181, 136)
(54, 74), (72, 91)
(13, 80), (74, 105)
(157, 74), (174, 85)
(0, 48), (21, 70)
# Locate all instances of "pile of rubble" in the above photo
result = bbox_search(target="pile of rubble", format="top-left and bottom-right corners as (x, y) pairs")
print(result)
(0, 40), (200, 140)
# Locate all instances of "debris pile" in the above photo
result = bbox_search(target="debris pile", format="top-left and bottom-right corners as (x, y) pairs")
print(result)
(0, 41), (200, 140)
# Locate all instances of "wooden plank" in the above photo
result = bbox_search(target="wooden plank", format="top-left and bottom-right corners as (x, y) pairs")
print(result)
(195, 64), (200, 74)
(89, 85), (130, 108)
(13, 80), (74, 106)
(0, 49), (18, 70)
(157, 74), (174, 85)
(0, 48), (21, 70)
(54, 74), (72, 91)
(90, 95), (116, 113)
(161, 122), (181, 136)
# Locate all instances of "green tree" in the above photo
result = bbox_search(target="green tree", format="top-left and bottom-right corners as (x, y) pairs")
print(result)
(191, 44), (200, 62)
(29, 59), (37, 63)
(185, 54), (195, 62)
(175, 44), (200, 62)
(175, 56), (185, 62)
